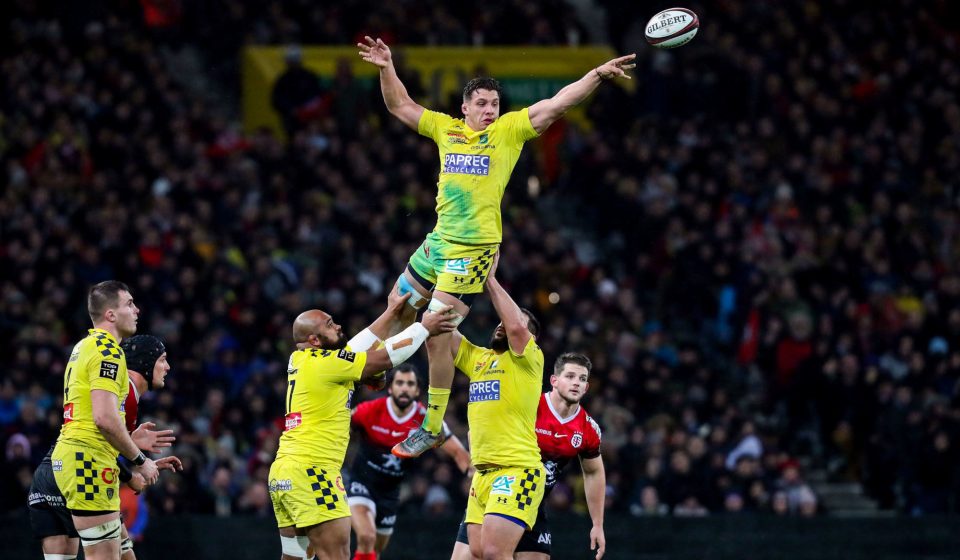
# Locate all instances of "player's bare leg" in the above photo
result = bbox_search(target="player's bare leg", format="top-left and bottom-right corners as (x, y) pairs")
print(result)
(305, 517), (351, 560)
(451, 539), (476, 560)
(393, 290), (468, 458)
(466, 523), (484, 560)
(374, 533), (390, 555)
(390, 270), (431, 336)
(41, 535), (79, 559)
(120, 523), (136, 560)
(515, 552), (549, 560)
(72, 512), (122, 560)
(479, 515), (524, 560)
(349, 504), (377, 559)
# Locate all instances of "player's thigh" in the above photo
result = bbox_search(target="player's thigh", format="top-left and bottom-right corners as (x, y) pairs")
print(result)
(466, 523), (483, 560)
(52, 443), (121, 514)
(40, 534), (79, 556)
(71, 511), (121, 560)
(515, 504), (551, 557)
(515, 552), (549, 560)
(406, 236), (441, 290)
(305, 516), (351, 560)
(480, 514), (525, 559)
(475, 466), (545, 531)
(450, 540), (473, 560)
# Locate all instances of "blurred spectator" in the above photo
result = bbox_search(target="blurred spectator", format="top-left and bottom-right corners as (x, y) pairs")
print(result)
(271, 46), (327, 137)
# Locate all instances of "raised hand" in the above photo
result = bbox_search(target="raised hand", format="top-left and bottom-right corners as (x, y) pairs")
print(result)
(131, 422), (175, 453)
(422, 304), (457, 336)
(594, 54), (637, 81)
(358, 36), (393, 68)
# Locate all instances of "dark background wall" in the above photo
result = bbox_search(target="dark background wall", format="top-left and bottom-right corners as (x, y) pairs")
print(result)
(6, 509), (959, 560)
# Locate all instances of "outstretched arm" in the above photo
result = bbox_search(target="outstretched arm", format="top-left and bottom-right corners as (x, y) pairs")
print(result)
(439, 434), (472, 475)
(358, 36), (425, 131)
(485, 254), (531, 355)
(581, 455), (607, 559)
(527, 54), (636, 134)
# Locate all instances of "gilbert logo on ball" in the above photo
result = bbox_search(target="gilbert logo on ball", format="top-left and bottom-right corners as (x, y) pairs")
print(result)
(645, 7), (699, 49)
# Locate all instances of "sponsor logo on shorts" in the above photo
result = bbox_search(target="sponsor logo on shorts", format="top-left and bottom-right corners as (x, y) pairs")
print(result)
(444, 257), (472, 275)
(571, 432), (583, 448)
(491, 475), (515, 495)
(497, 496), (508, 504)
(443, 153), (490, 175)
(538, 532), (552, 545)
(284, 412), (302, 431)
(52, 459), (63, 472)
(101, 468), (116, 484)
(350, 481), (369, 496)
(63, 403), (74, 423)
(99, 361), (119, 380)
(269, 478), (293, 492)
(381, 514), (397, 527)
(469, 380), (501, 402)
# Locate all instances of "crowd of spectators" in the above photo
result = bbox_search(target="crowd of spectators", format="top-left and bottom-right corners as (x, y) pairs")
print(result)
(3, 0), (960, 524)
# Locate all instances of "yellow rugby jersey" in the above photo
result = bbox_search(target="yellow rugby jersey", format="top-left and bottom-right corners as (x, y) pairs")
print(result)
(455, 336), (543, 468)
(418, 108), (540, 245)
(58, 329), (129, 455)
(276, 346), (367, 466)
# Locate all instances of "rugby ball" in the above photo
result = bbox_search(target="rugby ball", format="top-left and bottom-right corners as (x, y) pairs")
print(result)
(645, 8), (699, 49)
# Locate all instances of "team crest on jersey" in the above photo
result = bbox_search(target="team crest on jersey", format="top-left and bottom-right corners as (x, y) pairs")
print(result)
(107, 488), (114, 499)
(491, 475), (516, 495)
(571, 432), (583, 448)
(479, 133), (489, 144)
(443, 153), (490, 176)
(63, 403), (74, 423)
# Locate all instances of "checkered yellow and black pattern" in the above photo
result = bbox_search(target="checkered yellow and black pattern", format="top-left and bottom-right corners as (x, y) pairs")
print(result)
(267, 458), (350, 528)
(94, 333), (124, 359)
(407, 232), (500, 295)
(306, 467), (340, 510)
(74, 451), (100, 501)
(515, 467), (541, 511)
(51, 441), (120, 511)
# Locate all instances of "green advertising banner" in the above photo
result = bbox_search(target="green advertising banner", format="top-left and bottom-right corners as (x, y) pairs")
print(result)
(243, 45), (624, 138)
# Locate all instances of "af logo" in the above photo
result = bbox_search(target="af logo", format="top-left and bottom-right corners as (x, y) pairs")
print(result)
(571, 432), (583, 448)
(491, 475), (515, 495)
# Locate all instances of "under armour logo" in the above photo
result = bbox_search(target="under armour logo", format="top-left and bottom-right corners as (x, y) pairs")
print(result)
(497, 497), (508, 504)
(427, 404), (441, 410)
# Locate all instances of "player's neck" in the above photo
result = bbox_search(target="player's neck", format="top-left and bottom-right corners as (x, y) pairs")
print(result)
(129, 370), (148, 396)
(548, 390), (579, 419)
(92, 322), (122, 341)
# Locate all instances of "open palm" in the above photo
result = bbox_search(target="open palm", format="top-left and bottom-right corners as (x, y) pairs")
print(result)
(358, 35), (392, 68)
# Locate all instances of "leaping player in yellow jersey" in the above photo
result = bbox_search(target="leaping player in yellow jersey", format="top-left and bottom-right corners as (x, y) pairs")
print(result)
(51, 281), (160, 560)
(358, 36), (635, 458)
(269, 287), (456, 560)
(445, 253), (546, 559)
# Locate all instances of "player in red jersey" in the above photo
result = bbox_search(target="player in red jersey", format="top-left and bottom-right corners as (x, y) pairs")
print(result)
(348, 363), (472, 560)
(28, 334), (181, 560)
(450, 352), (606, 560)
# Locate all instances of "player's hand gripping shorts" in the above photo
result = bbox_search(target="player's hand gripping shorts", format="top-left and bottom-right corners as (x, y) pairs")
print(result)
(408, 232), (498, 295)
(268, 458), (350, 528)
(51, 441), (121, 512)
(465, 465), (545, 530)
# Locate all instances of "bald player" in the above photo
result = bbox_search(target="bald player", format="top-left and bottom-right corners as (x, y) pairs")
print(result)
(269, 287), (456, 560)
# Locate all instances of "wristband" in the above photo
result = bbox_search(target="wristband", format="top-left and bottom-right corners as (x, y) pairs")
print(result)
(129, 451), (147, 466)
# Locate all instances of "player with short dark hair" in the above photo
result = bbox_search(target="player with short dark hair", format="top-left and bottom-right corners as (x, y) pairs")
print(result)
(29, 332), (182, 560)
(269, 287), (457, 560)
(347, 363), (471, 560)
(451, 352), (606, 560)
(46, 282), (160, 560)
(358, 36), (635, 459)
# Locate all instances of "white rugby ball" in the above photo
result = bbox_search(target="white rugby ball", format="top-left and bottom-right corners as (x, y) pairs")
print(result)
(645, 7), (699, 49)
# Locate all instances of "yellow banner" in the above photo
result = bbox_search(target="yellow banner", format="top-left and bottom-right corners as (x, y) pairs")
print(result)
(243, 46), (624, 138)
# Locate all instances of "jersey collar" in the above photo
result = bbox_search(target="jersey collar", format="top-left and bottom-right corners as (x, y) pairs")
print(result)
(89, 328), (119, 344)
(545, 391), (580, 424)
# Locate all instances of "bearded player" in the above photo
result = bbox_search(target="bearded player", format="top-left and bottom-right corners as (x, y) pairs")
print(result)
(358, 36), (635, 458)
(451, 352), (606, 560)
(347, 364), (472, 560)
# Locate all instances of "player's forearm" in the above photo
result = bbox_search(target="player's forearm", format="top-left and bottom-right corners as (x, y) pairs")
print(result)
(379, 64), (412, 113)
(583, 468), (606, 528)
(551, 71), (603, 114)
(486, 277), (526, 333)
(95, 412), (142, 460)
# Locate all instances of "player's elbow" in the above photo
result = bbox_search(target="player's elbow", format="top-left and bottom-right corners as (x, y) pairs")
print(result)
(92, 410), (114, 432)
(504, 322), (530, 341)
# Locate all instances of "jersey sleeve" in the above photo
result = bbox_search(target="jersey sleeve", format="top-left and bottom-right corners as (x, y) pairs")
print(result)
(311, 348), (367, 383)
(579, 414), (603, 459)
(418, 109), (455, 142)
(85, 345), (125, 396)
(454, 337), (483, 379)
(498, 108), (539, 144)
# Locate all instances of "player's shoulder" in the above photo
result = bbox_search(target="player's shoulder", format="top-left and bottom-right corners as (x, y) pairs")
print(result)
(582, 410), (602, 440)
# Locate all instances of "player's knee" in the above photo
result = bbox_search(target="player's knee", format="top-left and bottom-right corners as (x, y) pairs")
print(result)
(280, 535), (309, 559)
(427, 298), (465, 327)
(356, 530), (376, 551)
(77, 518), (122, 550)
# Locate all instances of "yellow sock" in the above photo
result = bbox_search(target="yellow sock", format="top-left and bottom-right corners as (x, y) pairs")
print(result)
(424, 387), (451, 434)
